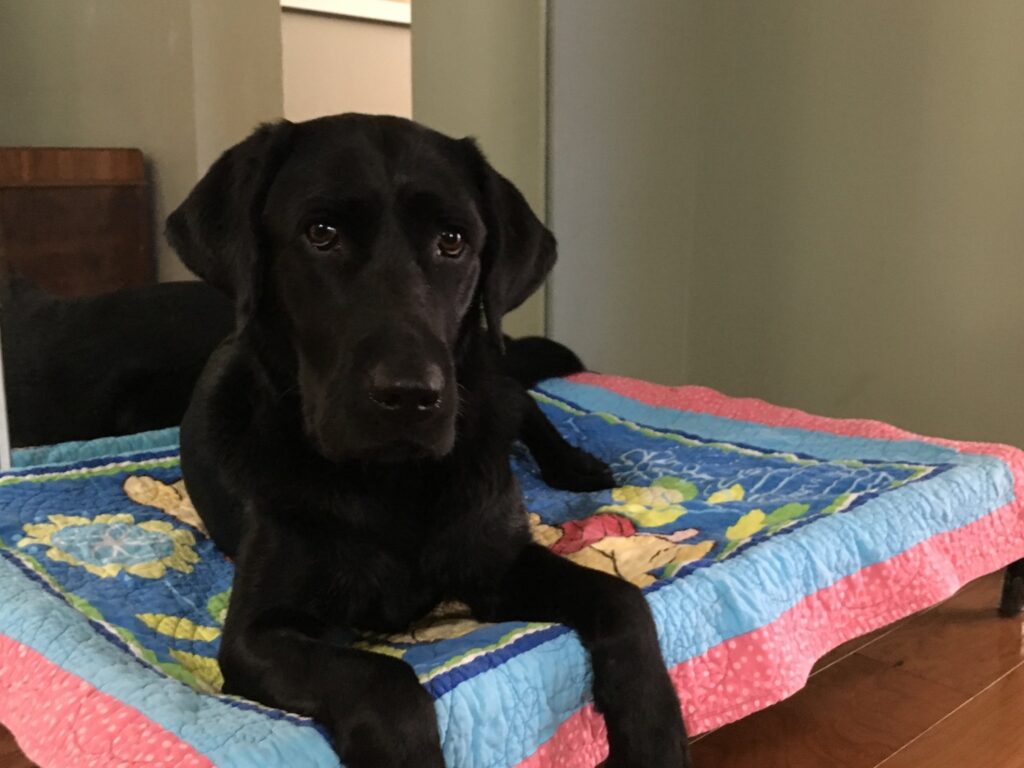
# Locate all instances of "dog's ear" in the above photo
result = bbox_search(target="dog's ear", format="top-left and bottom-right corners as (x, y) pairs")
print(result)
(466, 140), (556, 348)
(165, 120), (294, 319)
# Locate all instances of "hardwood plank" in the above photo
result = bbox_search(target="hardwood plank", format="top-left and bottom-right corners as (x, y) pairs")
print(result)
(0, 145), (155, 299)
(0, 185), (154, 296)
(687, 617), (911, 746)
(878, 662), (1024, 768)
(857, 571), (1024, 697)
(814, 570), (1009, 674)
(811, 566), (1003, 677)
(0, 723), (38, 768)
(689, 652), (965, 768)
(0, 148), (144, 187)
(811, 612), (917, 674)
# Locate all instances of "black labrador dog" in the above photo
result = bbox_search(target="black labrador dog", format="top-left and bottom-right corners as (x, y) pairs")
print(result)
(167, 114), (689, 767)
(1, 278), (232, 446)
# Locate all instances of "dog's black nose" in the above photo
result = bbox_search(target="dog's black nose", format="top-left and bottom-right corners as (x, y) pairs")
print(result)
(367, 364), (444, 417)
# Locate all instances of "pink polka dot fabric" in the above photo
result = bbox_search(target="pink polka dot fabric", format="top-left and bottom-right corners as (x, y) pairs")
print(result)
(0, 635), (212, 768)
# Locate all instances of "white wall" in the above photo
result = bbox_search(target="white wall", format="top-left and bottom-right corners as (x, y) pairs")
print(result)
(282, 11), (411, 121)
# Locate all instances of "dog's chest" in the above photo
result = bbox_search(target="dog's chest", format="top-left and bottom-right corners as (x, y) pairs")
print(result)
(315, 535), (461, 634)
(314, 490), (519, 633)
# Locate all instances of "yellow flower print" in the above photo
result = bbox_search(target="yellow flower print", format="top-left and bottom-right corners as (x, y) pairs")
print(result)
(716, 501), (813, 561)
(718, 508), (767, 560)
(606, 502), (688, 528)
(707, 484), (745, 504)
(169, 650), (224, 693)
(611, 485), (686, 507)
(18, 513), (199, 579)
(123, 475), (207, 535)
(136, 613), (221, 642)
(725, 508), (766, 541)
(598, 476), (697, 528)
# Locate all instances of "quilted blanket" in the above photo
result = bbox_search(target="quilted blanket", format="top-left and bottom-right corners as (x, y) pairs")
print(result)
(1, 374), (1022, 768)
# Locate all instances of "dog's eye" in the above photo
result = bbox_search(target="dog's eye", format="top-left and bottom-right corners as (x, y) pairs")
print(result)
(306, 223), (339, 250)
(436, 230), (465, 258)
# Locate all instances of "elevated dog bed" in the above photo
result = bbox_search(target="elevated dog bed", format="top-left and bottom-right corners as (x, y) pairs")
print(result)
(1, 374), (1021, 767)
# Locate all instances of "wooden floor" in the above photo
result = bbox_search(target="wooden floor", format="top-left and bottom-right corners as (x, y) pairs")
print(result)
(1, 570), (1021, 767)
(0, 724), (34, 768)
(691, 569), (1024, 767)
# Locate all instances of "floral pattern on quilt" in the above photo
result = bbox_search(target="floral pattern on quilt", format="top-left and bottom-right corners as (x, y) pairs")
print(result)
(0, 388), (948, 700)
(17, 513), (198, 579)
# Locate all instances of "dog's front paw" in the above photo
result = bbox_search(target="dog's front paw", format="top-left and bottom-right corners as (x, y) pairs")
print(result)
(604, 712), (691, 768)
(604, 740), (691, 768)
(541, 445), (616, 492)
(602, 670), (691, 768)
(335, 715), (445, 767)
(999, 569), (1024, 617)
(332, 672), (445, 767)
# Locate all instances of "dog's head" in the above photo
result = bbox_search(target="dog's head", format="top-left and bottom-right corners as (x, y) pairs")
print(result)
(166, 114), (554, 462)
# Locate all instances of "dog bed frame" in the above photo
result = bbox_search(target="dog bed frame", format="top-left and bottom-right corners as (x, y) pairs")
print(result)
(1, 373), (1022, 767)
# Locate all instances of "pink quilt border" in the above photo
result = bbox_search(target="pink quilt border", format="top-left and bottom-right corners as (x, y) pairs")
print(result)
(0, 634), (213, 768)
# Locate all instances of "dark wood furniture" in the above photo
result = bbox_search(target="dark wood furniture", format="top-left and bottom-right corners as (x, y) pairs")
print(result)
(0, 147), (154, 296)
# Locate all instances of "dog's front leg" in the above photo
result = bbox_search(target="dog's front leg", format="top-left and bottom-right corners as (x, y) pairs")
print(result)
(469, 544), (691, 767)
(219, 617), (444, 767)
(517, 387), (615, 492)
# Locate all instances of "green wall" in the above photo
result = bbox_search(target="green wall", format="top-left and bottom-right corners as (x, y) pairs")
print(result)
(548, 0), (1024, 447)
(411, 0), (548, 338)
(0, 0), (284, 281)
(687, 0), (1024, 446)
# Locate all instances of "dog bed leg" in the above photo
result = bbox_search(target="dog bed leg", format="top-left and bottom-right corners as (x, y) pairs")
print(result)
(998, 558), (1024, 617)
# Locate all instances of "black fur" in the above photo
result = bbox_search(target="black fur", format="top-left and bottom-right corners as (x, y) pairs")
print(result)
(502, 334), (585, 388)
(999, 558), (1024, 618)
(167, 114), (689, 767)
(0, 279), (232, 447)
